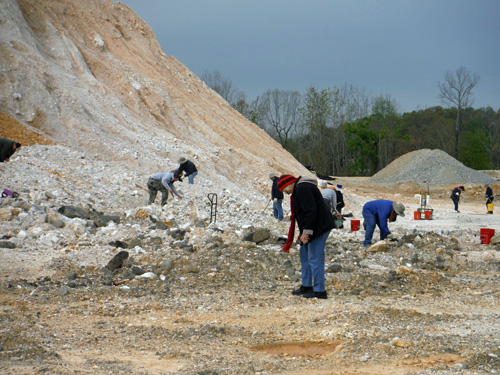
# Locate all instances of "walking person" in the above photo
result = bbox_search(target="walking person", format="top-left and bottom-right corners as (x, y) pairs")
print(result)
(485, 184), (494, 214)
(147, 171), (182, 206)
(362, 200), (405, 247)
(450, 186), (465, 212)
(177, 157), (198, 184)
(278, 174), (335, 299)
(269, 172), (284, 221)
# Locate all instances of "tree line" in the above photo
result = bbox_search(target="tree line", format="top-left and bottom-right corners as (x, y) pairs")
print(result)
(201, 68), (500, 176)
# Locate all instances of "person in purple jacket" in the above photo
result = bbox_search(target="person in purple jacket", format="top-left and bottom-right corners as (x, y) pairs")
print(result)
(362, 200), (405, 246)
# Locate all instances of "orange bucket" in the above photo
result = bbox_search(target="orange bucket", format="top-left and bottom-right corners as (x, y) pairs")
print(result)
(480, 228), (495, 244)
(424, 210), (432, 220)
(414, 211), (421, 220)
(350, 219), (360, 232)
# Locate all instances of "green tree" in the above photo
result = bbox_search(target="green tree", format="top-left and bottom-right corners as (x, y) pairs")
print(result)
(344, 117), (380, 175)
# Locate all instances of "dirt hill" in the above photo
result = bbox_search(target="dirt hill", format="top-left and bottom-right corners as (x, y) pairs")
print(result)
(0, 0), (309, 199)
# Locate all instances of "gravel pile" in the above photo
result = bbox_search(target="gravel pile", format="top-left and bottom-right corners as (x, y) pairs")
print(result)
(370, 149), (497, 185)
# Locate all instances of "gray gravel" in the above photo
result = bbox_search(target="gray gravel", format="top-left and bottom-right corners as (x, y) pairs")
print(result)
(370, 149), (497, 185)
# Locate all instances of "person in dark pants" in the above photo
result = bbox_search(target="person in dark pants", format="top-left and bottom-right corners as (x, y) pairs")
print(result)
(362, 200), (405, 247)
(0, 138), (21, 162)
(269, 172), (284, 221)
(278, 174), (335, 299)
(485, 185), (494, 214)
(177, 157), (198, 184)
(450, 186), (465, 212)
(147, 171), (182, 206)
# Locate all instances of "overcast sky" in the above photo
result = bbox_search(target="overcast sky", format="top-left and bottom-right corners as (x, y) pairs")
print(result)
(118, 0), (499, 113)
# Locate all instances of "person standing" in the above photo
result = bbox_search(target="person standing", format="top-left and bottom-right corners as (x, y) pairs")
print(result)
(269, 172), (284, 221)
(450, 186), (465, 212)
(485, 185), (494, 214)
(0, 138), (21, 162)
(278, 174), (335, 299)
(362, 200), (405, 247)
(177, 157), (198, 184)
(147, 171), (182, 206)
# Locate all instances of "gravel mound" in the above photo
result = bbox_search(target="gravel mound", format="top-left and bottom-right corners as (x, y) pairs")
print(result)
(370, 149), (497, 185)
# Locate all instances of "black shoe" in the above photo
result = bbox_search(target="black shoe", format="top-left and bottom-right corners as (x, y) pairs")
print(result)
(291, 285), (313, 296)
(303, 291), (328, 299)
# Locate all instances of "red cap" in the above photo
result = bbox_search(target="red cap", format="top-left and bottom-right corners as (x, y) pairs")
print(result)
(278, 175), (297, 192)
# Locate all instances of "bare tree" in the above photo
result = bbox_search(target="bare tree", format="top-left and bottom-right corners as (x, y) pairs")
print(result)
(200, 70), (243, 106)
(438, 67), (479, 158)
(257, 89), (302, 148)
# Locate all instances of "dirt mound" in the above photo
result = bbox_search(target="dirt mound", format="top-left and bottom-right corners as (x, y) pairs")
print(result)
(0, 111), (56, 146)
(370, 149), (497, 185)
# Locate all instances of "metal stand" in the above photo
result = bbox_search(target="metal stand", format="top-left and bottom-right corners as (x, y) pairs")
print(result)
(207, 193), (218, 224)
(417, 187), (433, 219)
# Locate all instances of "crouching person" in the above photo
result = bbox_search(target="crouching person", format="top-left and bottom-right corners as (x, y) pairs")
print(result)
(147, 171), (182, 206)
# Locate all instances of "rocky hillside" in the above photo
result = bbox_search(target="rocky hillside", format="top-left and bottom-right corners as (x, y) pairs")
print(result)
(0, 0), (309, 200)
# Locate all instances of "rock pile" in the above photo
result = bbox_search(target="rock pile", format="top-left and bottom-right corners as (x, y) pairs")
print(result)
(370, 149), (497, 185)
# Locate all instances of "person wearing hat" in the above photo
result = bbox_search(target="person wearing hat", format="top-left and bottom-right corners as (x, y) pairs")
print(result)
(278, 174), (335, 299)
(147, 170), (182, 206)
(177, 157), (198, 184)
(269, 172), (284, 221)
(0, 138), (21, 162)
(362, 200), (405, 246)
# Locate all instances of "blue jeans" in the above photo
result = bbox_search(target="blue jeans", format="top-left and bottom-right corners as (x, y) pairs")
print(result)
(362, 211), (388, 245)
(273, 199), (283, 221)
(299, 230), (330, 292)
(188, 171), (198, 184)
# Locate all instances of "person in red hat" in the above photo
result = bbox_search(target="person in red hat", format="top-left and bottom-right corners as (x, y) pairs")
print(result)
(278, 174), (335, 299)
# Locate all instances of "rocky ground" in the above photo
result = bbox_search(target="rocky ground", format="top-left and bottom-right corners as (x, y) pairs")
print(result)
(1, 146), (500, 375)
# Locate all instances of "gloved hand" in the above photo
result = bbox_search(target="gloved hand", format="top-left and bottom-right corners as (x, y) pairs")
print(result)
(273, 198), (278, 203)
(387, 233), (397, 242)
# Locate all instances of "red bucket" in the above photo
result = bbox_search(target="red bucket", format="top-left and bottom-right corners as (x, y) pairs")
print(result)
(414, 211), (421, 220)
(480, 228), (495, 244)
(424, 210), (433, 220)
(351, 219), (360, 232)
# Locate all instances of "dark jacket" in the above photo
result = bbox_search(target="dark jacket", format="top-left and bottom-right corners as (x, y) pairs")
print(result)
(271, 178), (284, 200)
(486, 186), (494, 201)
(292, 176), (335, 240)
(0, 138), (15, 162)
(450, 187), (462, 201)
(177, 160), (197, 176)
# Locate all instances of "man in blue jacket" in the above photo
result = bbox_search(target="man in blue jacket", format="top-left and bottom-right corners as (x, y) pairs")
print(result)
(362, 200), (405, 246)
(278, 174), (335, 299)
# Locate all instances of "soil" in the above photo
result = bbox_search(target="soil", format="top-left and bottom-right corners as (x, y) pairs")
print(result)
(2, 176), (500, 375)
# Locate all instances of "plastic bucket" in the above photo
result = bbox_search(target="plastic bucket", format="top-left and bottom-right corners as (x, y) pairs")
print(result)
(351, 219), (360, 232)
(414, 211), (421, 220)
(424, 210), (432, 220)
(480, 228), (495, 244)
